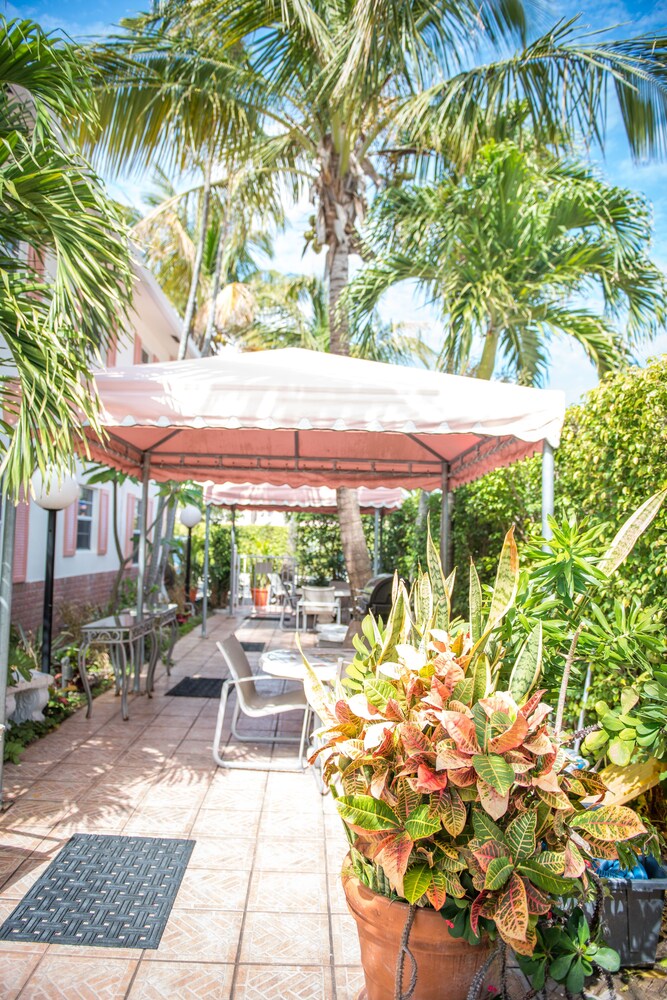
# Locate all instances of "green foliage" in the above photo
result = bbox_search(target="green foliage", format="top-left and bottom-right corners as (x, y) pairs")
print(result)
(191, 521), (290, 605)
(294, 513), (346, 583)
(381, 492), (443, 582)
(305, 525), (653, 966)
(517, 906), (620, 993)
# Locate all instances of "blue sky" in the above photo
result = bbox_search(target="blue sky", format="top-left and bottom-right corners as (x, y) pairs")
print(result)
(12, 0), (667, 402)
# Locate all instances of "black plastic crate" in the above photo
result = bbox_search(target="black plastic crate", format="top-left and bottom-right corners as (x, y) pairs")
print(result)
(598, 876), (667, 967)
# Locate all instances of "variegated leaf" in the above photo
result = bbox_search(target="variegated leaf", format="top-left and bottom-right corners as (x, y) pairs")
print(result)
(505, 811), (537, 863)
(570, 805), (647, 842)
(469, 559), (483, 644)
(403, 863), (432, 904)
(375, 829), (414, 893)
(472, 754), (515, 795)
(488, 714), (530, 755)
(336, 794), (400, 832)
(440, 711), (480, 754)
(425, 869), (448, 910)
(493, 873), (529, 943)
(485, 855), (514, 890)
(598, 487), (667, 576)
(486, 527), (519, 629)
(478, 779), (510, 820)
(438, 787), (467, 837)
(404, 803), (442, 841)
(508, 623), (543, 705)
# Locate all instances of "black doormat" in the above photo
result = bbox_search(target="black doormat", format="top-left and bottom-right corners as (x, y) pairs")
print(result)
(166, 676), (224, 698)
(239, 640), (265, 652)
(0, 833), (194, 949)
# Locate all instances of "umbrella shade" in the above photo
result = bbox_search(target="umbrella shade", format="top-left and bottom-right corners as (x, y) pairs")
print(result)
(85, 349), (565, 490)
(202, 482), (406, 513)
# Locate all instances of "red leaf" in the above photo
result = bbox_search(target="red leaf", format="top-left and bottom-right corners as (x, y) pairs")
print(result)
(448, 766), (478, 787)
(440, 711), (480, 754)
(494, 873), (529, 944)
(488, 715), (530, 754)
(478, 779), (510, 820)
(473, 840), (508, 873)
(375, 830), (414, 893)
(410, 764), (449, 793)
(520, 689), (547, 719)
(400, 724), (432, 756)
(470, 891), (489, 936)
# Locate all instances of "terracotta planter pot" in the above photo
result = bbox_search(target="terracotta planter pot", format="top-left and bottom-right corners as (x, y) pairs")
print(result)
(343, 870), (489, 1000)
(252, 586), (269, 607)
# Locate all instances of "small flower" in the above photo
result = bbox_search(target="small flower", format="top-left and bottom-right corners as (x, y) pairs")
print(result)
(444, 919), (455, 929)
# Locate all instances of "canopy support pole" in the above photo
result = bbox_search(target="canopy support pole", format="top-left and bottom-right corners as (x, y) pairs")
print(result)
(439, 462), (451, 576)
(201, 504), (211, 637)
(541, 441), (554, 543)
(373, 509), (380, 576)
(228, 507), (236, 617)
(135, 454), (150, 692)
(0, 484), (16, 810)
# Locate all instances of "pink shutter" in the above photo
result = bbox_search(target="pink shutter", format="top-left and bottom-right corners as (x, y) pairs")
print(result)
(147, 499), (155, 541)
(106, 336), (117, 367)
(12, 489), (30, 583)
(133, 336), (143, 365)
(98, 489), (109, 555)
(62, 501), (77, 557)
(151, 353), (158, 364)
(124, 495), (137, 559)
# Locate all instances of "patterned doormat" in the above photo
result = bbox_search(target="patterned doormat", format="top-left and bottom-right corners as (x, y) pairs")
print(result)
(239, 641), (265, 652)
(166, 676), (224, 698)
(0, 833), (194, 949)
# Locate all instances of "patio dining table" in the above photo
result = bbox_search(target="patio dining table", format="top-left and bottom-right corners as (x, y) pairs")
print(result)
(259, 648), (348, 684)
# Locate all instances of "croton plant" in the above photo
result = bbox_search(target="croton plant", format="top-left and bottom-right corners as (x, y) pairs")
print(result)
(304, 523), (656, 984)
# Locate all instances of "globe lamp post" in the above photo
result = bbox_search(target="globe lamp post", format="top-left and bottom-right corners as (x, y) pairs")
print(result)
(31, 469), (80, 674)
(179, 505), (202, 602)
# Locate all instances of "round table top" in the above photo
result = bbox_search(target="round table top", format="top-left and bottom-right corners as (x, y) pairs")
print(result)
(260, 648), (345, 682)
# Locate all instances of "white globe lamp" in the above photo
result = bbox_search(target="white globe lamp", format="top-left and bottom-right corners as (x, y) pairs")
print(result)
(179, 505), (202, 601)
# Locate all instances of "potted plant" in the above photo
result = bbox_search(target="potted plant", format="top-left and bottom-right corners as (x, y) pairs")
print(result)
(304, 492), (666, 1000)
(251, 560), (272, 608)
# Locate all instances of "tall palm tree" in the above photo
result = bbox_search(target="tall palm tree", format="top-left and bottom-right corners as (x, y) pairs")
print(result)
(90, 1), (667, 593)
(0, 18), (132, 494)
(348, 138), (667, 384)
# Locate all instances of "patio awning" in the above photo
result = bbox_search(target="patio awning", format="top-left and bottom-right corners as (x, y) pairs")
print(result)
(84, 348), (565, 490)
(201, 481), (407, 514)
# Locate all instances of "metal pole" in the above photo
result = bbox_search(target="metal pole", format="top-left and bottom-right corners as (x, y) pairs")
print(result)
(379, 511), (384, 573)
(185, 527), (192, 601)
(541, 441), (555, 543)
(135, 455), (150, 692)
(40, 508), (57, 674)
(201, 504), (211, 637)
(0, 486), (17, 810)
(228, 507), (236, 616)
(439, 462), (451, 575)
(373, 509), (380, 576)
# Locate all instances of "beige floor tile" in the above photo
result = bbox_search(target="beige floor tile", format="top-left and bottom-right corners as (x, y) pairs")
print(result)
(247, 871), (328, 913)
(254, 837), (325, 874)
(0, 949), (42, 999)
(191, 808), (260, 838)
(334, 965), (366, 1000)
(239, 912), (330, 965)
(187, 836), (255, 871)
(331, 913), (362, 966)
(174, 868), (250, 910)
(122, 805), (198, 836)
(327, 874), (349, 914)
(14, 954), (137, 999)
(144, 908), (243, 963)
(21, 778), (95, 802)
(234, 964), (334, 999)
(129, 960), (234, 998)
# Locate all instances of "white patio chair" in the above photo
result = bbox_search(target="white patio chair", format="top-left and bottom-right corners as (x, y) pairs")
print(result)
(296, 585), (341, 631)
(267, 572), (296, 629)
(212, 636), (310, 771)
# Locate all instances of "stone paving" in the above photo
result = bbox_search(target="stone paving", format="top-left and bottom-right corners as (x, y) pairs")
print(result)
(0, 611), (663, 999)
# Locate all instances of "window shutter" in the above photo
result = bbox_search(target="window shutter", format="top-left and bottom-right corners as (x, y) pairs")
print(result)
(124, 495), (137, 559)
(133, 336), (143, 365)
(98, 490), (109, 555)
(12, 490), (30, 583)
(62, 501), (77, 557)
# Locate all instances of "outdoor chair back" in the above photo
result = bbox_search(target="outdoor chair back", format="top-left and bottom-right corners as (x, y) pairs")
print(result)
(216, 635), (258, 711)
(298, 585), (341, 630)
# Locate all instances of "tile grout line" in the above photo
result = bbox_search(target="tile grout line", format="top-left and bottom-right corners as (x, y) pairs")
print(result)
(322, 781), (339, 1000)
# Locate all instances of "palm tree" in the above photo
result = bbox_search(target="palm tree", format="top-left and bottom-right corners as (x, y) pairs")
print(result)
(90, 1), (667, 593)
(348, 138), (667, 384)
(0, 18), (132, 494)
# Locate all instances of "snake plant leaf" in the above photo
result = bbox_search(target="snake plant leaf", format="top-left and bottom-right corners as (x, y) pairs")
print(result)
(508, 623), (543, 704)
(598, 487), (667, 576)
(336, 794), (401, 831)
(486, 526), (519, 629)
(379, 577), (410, 663)
(403, 863), (432, 904)
(413, 572), (433, 636)
(569, 805), (647, 841)
(471, 653), (491, 702)
(427, 517), (447, 609)
(298, 638), (337, 726)
(469, 559), (483, 644)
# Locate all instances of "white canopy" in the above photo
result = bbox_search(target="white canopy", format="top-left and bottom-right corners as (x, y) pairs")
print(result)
(85, 348), (565, 490)
(202, 482), (406, 513)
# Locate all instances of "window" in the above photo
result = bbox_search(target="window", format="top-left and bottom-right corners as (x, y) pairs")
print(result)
(141, 348), (150, 365)
(132, 499), (142, 564)
(76, 488), (94, 550)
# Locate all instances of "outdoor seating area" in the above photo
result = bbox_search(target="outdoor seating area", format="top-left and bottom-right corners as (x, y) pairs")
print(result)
(4, 5), (667, 1000)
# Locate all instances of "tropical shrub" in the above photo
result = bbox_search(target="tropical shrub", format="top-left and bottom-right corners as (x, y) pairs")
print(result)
(304, 497), (664, 985)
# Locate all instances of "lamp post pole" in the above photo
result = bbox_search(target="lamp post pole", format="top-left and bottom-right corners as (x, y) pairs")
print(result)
(31, 469), (80, 676)
(185, 526), (193, 601)
(179, 505), (203, 605)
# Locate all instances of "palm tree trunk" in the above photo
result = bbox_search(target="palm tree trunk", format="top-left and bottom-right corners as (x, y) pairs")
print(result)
(146, 492), (166, 592)
(178, 158), (213, 361)
(327, 238), (372, 598)
(477, 321), (500, 380)
(201, 215), (228, 357)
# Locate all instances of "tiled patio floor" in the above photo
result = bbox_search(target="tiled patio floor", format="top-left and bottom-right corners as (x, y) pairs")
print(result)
(0, 613), (660, 999)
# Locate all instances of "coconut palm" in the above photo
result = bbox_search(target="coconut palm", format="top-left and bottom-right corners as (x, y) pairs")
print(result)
(349, 139), (667, 384)
(90, 0), (667, 592)
(0, 18), (132, 494)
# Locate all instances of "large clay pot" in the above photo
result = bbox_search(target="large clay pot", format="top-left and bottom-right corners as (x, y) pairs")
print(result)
(343, 870), (489, 1000)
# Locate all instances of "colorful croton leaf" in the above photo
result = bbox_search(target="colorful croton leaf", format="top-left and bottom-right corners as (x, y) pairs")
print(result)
(304, 527), (649, 957)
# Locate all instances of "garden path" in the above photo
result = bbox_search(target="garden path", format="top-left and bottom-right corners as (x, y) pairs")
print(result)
(0, 612), (662, 999)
